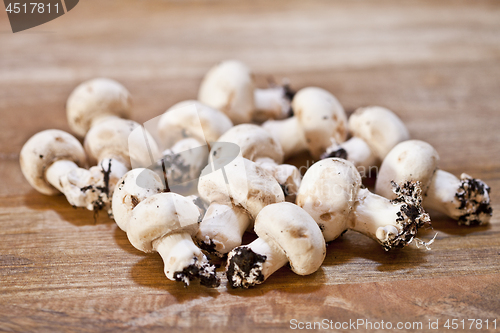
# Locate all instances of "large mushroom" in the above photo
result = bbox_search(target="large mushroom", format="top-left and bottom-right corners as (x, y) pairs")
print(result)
(321, 106), (410, 170)
(296, 158), (431, 250)
(214, 124), (301, 198)
(262, 87), (348, 160)
(20, 129), (88, 204)
(226, 202), (326, 288)
(198, 60), (293, 124)
(375, 140), (492, 226)
(195, 152), (285, 257)
(127, 192), (220, 287)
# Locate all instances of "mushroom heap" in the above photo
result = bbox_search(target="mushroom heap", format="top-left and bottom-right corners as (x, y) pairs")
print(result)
(20, 60), (493, 290)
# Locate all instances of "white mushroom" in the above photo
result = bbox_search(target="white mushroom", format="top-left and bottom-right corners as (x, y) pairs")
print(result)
(127, 192), (220, 287)
(375, 140), (492, 226)
(195, 152), (285, 257)
(20, 129), (88, 204)
(226, 202), (326, 288)
(66, 78), (132, 137)
(297, 158), (431, 250)
(61, 118), (160, 212)
(198, 60), (293, 124)
(214, 124), (301, 198)
(155, 101), (233, 193)
(321, 106), (410, 170)
(262, 87), (347, 159)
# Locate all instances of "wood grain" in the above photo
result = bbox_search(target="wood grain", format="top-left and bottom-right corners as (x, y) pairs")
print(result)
(0, 0), (499, 331)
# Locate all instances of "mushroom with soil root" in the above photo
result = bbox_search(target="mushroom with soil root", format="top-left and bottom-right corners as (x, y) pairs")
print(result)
(296, 158), (432, 251)
(20, 129), (89, 204)
(127, 192), (220, 287)
(262, 87), (348, 160)
(198, 60), (294, 124)
(195, 153), (285, 257)
(226, 202), (326, 288)
(66, 78), (132, 138)
(60, 117), (160, 213)
(155, 100), (233, 191)
(321, 106), (410, 170)
(375, 140), (492, 226)
(214, 124), (301, 198)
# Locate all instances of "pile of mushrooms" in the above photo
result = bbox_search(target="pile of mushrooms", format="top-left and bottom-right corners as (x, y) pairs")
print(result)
(20, 60), (493, 290)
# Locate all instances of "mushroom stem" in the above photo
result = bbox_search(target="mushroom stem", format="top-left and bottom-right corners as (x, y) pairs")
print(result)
(195, 203), (251, 257)
(45, 160), (80, 193)
(322, 137), (377, 169)
(351, 182), (430, 251)
(262, 117), (307, 159)
(253, 87), (292, 121)
(425, 170), (492, 225)
(153, 232), (220, 288)
(226, 237), (288, 288)
(255, 157), (301, 197)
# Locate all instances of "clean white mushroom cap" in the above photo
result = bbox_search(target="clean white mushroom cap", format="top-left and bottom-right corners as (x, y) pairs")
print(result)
(348, 106), (410, 160)
(112, 168), (165, 232)
(66, 78), (132, 137)
(20, 129), (87, 195)
(158, 100), (233, 149)
(198, 60), (255, 124)
(254, 202), (326, 275)
(127, 192), (201, 253)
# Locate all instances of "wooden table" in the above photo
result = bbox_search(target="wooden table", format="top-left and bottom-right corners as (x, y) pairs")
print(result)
(1, 0), (499, 331)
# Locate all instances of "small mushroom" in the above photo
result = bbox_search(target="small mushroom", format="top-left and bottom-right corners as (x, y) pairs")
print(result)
(226, 202), (326, 288)
(112, 168), (165, 232)
(20, 130), (88, 202)
(296, 158), (431, 250)
(321, 106), (410, 169)
(375, 140), (492, 226)
(66, 78), (132, 137)
(61, 118), (160, 212)
(196, 154), (285, 257)
(198, 60), (293, 124)
(214, 124), (301, 198)
(262, 87), (347, 159)
(127, 192), (220, 287)
(156, 101), (232, 190)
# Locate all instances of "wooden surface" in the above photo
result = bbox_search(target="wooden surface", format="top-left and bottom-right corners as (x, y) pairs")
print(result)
(1, 0), (500, 331)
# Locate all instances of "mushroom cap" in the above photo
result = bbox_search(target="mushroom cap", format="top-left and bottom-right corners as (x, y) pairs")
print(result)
(112, 168), (165, 232)
(198, 60), (255, 125)
(348, 106), (410, 160)
(215, 124), (284, 164)
(198, 156), (284, 218)
(375, 140), (439, 199)
(158, 100), (233, 149)
(296, 158), (361, 242)
(20, 129), (87, 195)
(66, 78), (132, 137)
(84, 118), (159, 169)
(254, 202), (326, 275)
(127, 192), (201, 253)
(292, 87), (347, 159)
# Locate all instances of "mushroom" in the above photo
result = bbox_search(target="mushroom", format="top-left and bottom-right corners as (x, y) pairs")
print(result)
(296, 158), (431, 250)
(127, 192), (220, 287)
(60, 117), (160, 212)
(195, 152), (285, 257)
(66, 78), (132, 137)
(262, 87), (347, 160)
(20, 129), (88, 204)
(321, 106), (410, 170)
(112, 168), (165, 232)
(375, 140), (492, 226)
(214, 124), (301, 198)
(155, 101), (232, 192)
(226, 202), (326, 288)
(198, 60), (293, 124)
